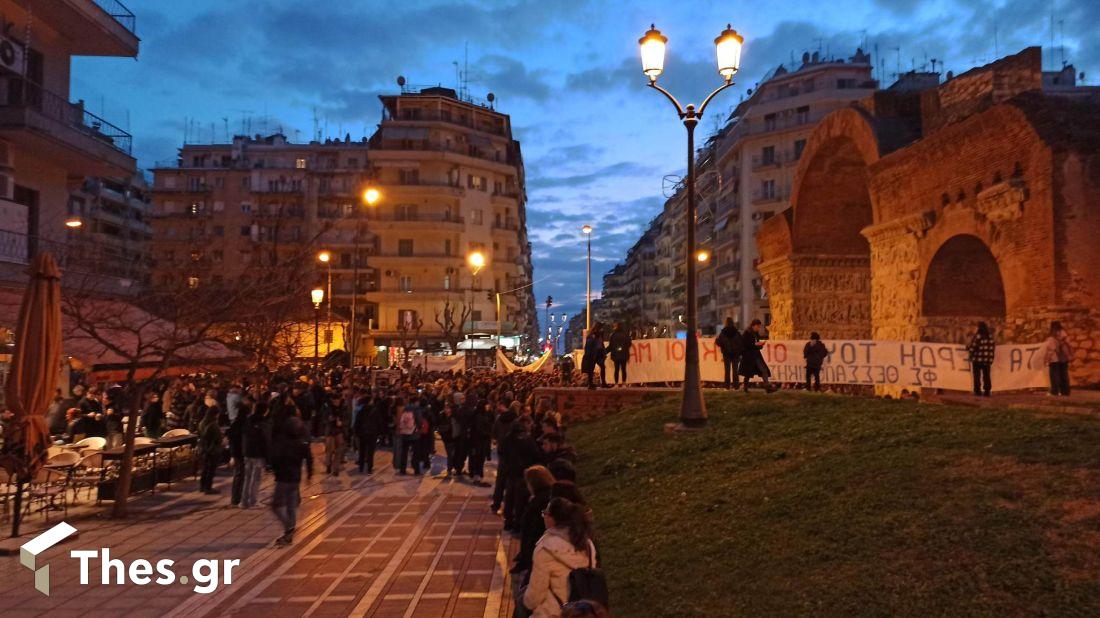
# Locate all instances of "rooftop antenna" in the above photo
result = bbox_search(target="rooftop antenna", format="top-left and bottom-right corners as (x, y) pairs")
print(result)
(994, 23), (999, 58)
(222, 117), (229, 142)
(312, 106), (320, 141)
(1059, 18), (1066, 67)
(1049, 0), (1055, 71)
(893, 46), (901, 78)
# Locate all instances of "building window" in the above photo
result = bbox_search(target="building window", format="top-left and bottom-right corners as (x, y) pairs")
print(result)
(472, 209), (483, 225)
(187, 276), (200, 289)
(762, 179), (776, 199)
(294, 157), (306, 169)
(398, 239), (414, 256)
(836, 78), (857, 89)
(443, 274), (451, 290)
(399, 275), (412, 292)
(213, 225), (224, 237)
(764, 113), (776, 131)
(399, 169), (419, 185)
(761, 146), (775, 165)
(241, 203), (252, 213)
(396, 204), (417, 221)
(240, 226), (250, 236)
(444, 239), (453, 256)
(796, 106), (810, 124)
(794, 139), (807, 160)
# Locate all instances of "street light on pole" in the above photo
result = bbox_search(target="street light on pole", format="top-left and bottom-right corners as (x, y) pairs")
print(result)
(350, 185), (381, 367)
(582, 224), (593, 333)
(311, 287), (324, 371)
(318, 250), (333, 354)
(640, 23), (743, 428)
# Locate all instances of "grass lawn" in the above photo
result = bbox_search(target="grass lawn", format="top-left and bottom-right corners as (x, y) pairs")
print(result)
(569, 391), (1100, 617)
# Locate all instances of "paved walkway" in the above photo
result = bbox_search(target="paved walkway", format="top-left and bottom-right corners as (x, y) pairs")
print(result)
(0, 443), (518, 618)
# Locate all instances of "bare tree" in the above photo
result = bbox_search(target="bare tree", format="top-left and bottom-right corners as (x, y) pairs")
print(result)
(434, 298), (471, 355)
(395, 314), (424, 368)
(62, 277), (245, 518)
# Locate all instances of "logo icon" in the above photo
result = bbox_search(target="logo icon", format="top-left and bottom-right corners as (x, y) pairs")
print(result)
(20, 521), (77, 595)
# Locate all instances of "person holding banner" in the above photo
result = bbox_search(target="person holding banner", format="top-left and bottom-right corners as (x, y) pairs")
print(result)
(608, 323), (633, 386)
(966, 322), (996, 397)
(739, 320), (776, 393)
(1043, 321), (1074, 396)
(716, 317), (743, 390)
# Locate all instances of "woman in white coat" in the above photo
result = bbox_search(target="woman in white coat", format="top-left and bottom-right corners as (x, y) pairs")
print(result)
(522, 497), (597, 618)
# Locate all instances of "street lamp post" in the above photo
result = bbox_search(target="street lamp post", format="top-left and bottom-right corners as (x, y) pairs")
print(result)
(640, 23), (743, 427)
(318, 250), (333, 355)
(466, 250), (486, 353)
(350, 186), (381, 366)
(582, 224), (592, 333)
(311, 287), (324, 371)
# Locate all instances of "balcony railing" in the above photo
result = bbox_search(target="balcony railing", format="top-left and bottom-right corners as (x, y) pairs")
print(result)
(1, 77), (132, 155)
(369, 213), (465, 224)
(0, 228), (147, 281)
(93, 0), (137, 34)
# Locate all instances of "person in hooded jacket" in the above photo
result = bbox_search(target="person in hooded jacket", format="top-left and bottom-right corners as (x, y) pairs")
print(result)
(354, 394), (386, 474)
(501, 416), (542, 532)
(715, 317), (743, 390)
(269, 405), (313, 545)
(803, 332), (830, 392)
(522, 497), (598, 618)
(581, 324), (607, 390)
(197, 406), (223, 494)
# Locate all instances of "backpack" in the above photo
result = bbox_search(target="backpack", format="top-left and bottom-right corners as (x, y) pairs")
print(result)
(551, 540), (609, 609)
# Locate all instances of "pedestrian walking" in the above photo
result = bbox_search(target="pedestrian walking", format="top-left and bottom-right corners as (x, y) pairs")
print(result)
(227, 399), (246, 506)
(1043, 321), (1074, 396)
(803, 332), (829, 392)
(715, 317), (743, 390)
(323, 392), (348, 475)
(197, 405), (223, 494)
(241, 400), (268, 509)
(966, 322), (996, 397)
(438, 403), (460, 476)
(608, 323), (632, 386)
(395, 400), (421, 475)
(739, 320), (775, 393)
(270, 406), (313, 546)
(354, 394), (384, 474)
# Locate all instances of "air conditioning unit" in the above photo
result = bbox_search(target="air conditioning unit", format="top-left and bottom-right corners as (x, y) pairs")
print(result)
(384, 270), (394, 277)
(0, 36), (25, 77)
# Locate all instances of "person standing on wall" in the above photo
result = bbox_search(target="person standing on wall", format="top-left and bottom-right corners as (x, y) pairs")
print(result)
(1043, 321), (1074, 397)
(966, 321), (996, 397)
(803, 332), (829, 392)
(715, 317), (743, 390)
(608, 323), (632, 387)
(581, 323), (607, 390)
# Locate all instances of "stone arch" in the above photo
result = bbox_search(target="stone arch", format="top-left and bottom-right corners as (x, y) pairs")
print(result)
(920, 234), (1006, 343)
(775, 107), (883, 339)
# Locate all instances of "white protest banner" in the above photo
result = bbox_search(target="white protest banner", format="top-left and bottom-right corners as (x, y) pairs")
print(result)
(581, 338), (1048, 392)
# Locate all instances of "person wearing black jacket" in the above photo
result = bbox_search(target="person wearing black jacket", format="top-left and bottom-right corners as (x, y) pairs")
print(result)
(581, 323), (607, 390)
(511, 465), (555, 577)
(501, 416), (542, 532)
(465, 398), (493, 486)
(739, 319), (776, 393)
(269, 407), (313, 546)
(227, 399), (247, 507)
(354, 395), (386, 474)
(491, 404), (518, 512)
(437, 403), (460, 476)
(241, 400), (268, 509)
(715, 317), (744, 390)
(803, 332), (830, 392)
(608, 323), (633, 386)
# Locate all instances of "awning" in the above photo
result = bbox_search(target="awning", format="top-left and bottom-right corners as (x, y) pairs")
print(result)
(381, 127), (429, 140)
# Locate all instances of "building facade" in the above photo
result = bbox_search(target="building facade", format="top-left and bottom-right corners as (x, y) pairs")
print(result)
(150, 86), (536, 360)
(0, 0), (139, 288)
(757, 47), (1100, 384)
(602, 50), (879, 336)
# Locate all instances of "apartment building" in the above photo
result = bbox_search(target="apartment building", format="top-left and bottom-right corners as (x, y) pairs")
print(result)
(0, 0), (139, 287)
(603, 49), (879, 335)
(150, 86), (536, 359)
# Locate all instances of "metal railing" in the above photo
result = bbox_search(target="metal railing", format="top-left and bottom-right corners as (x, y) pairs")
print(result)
(1, 77), (132, 155)
(0, 228), (147, 281)
(93, 0), (137, 34)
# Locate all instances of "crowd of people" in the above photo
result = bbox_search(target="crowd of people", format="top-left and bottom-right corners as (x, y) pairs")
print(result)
(38, 364), (608, 616)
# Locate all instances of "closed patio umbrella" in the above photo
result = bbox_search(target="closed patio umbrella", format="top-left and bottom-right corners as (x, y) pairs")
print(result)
(1, 252), (62, 537)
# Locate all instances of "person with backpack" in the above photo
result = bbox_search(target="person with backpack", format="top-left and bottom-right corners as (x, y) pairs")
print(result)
(715, 317), (743, 390)
(803, 332), (830, 392)
(522, 497), (604, 618)
(607, 323), (632, 386)
(395, 399), (421, 475)
(966, 322), (996, 397)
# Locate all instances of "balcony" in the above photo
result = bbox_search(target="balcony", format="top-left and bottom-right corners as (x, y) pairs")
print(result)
(0, 227), (147, 283)
(367, 213), (465, 231)
(11, 0), (138, 57)
(751, 190), (788, 205)
(0, 77), (134, 175)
